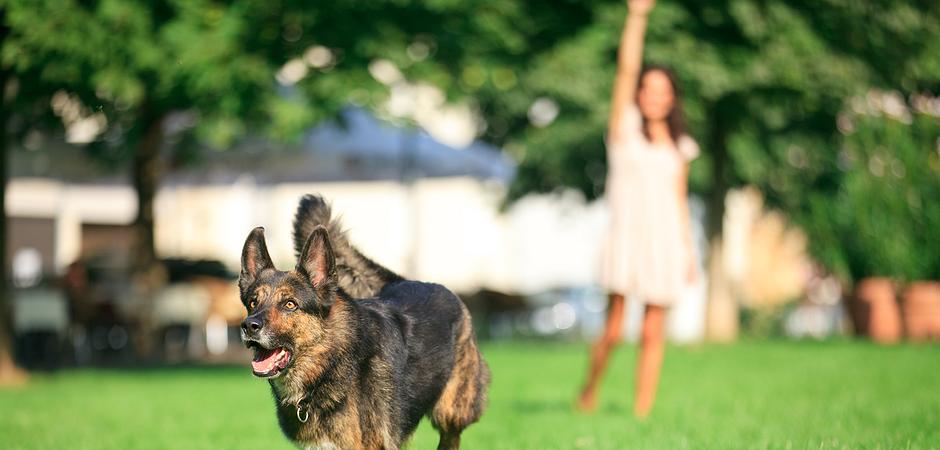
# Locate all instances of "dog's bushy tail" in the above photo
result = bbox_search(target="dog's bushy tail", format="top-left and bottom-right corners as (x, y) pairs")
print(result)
(293, 194), (402, 298)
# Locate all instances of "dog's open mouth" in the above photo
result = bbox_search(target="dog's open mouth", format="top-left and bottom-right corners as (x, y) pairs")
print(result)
(247, 342), (292, 378)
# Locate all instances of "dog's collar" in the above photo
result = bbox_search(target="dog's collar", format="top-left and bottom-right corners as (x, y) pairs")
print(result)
(296, 396), (309, 423)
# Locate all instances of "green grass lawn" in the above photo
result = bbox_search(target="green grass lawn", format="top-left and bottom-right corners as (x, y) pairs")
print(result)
(2, 341), (939, 449)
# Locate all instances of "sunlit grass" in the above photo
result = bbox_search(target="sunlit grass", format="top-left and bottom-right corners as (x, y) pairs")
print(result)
(2, 341), (938, 449)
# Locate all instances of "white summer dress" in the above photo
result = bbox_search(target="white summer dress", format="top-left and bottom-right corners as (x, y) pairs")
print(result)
(599, 105), (699, 304)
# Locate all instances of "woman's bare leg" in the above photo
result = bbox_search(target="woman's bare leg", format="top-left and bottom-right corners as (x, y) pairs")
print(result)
(577, 293), (626, 411)
(634, 303), (667, 417)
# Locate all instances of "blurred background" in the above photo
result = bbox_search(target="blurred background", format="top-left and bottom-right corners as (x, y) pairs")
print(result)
(0, 0), (940, 368)
(1, 0), (939, 448)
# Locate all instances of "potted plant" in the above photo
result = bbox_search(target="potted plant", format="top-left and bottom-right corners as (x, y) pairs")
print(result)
(894, 100), (940, 340)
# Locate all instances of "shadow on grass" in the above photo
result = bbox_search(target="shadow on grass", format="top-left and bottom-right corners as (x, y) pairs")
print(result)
(507, 398), (628, 416)
(16, 362), (254, 381)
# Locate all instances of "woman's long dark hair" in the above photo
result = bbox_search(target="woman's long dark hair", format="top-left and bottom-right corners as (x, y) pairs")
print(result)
(637, 65), (687, 144)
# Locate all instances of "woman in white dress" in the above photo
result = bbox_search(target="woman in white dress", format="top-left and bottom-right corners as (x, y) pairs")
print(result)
(577, 0), (699, 417)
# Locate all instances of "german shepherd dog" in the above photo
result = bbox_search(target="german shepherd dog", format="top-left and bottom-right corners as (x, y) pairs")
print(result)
(238, 195), (490, 450)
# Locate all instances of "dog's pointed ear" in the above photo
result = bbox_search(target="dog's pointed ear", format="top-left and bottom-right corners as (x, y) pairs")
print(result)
(240, 227), (274, 291)
(297, 225), (336, 288)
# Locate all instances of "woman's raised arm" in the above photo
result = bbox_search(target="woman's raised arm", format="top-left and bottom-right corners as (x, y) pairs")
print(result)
(608, 0), (654, 143)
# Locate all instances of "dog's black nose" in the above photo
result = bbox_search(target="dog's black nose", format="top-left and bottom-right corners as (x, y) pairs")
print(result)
(242, 317), (263, 334)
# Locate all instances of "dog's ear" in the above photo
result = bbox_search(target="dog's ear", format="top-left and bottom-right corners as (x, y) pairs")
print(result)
(240, 227), (274, 292)
(297, 225), (336, 288)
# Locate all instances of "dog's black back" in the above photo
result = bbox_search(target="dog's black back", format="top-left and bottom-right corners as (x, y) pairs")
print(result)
(357, 281), (467, 436)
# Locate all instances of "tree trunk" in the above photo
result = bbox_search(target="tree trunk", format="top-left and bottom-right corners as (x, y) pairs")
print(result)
(0, 117), (25, 385)
(130, 114), (167, 359)
(0, 11), (28, 382)
(705, 238), (737, 341)
(703, 98), (738, 342)
(0, 127), (24, 385)
(704, 97), (732, 242)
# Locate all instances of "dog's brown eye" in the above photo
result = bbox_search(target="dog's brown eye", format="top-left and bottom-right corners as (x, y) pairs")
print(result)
(284, 300), (297, 311)
(248, 299), (257, 310)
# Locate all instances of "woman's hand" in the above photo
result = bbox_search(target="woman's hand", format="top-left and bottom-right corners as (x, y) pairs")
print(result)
(685, 239), (698, 284)
(628, 0), (656, 16)
(686, 257), (699, 285)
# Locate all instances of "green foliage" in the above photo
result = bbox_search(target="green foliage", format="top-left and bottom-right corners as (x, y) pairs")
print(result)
(1, 0), (601, 153)
(502, 0), (940, 198)
(798, 107), (940, 282)
(3, 0), (293, 152)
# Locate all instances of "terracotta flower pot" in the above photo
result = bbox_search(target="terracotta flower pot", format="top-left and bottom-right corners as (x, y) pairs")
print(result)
(850, 277), (902, 343)
(901, 281), (940, 341)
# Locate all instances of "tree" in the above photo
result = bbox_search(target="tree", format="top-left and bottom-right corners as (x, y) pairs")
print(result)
(1, 5), (73, 381)
(0, 12), (15, 383)
(2, 0), (318, 357)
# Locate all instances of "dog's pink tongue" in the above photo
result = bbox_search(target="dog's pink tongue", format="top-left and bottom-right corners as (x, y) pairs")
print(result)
(252, 348), (283, 373)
